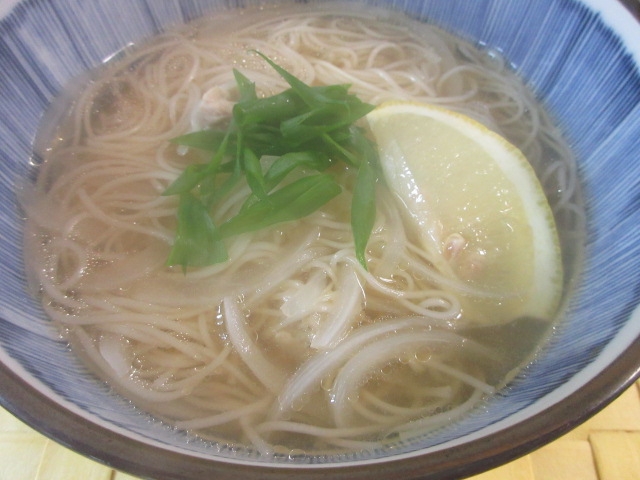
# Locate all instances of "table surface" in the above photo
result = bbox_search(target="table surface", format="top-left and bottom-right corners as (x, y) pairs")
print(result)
(1, 379), (639, 479)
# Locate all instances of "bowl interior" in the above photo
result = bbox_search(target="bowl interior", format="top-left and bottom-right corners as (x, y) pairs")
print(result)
(1, 0), (640, 477)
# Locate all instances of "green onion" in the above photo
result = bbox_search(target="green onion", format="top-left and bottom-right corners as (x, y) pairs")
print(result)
(349, 127), (379, 268)
(165, 192), (228, 270)
(164, 52), (379, 270)
(218, 174), (341, 238)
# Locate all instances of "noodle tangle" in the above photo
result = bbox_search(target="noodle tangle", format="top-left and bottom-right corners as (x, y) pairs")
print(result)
(21, 3), (582, 456)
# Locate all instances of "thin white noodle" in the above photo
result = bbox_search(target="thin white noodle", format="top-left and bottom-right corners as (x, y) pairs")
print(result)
(176, 397), (271, 430)
(23, 3), (582, 454)
(330, 332), (483, 428)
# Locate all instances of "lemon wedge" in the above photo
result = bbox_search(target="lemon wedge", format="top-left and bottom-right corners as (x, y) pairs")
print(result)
(366, 101), (563, 326)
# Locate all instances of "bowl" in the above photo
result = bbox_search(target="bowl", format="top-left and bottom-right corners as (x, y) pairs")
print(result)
(1, 0), (639, 479)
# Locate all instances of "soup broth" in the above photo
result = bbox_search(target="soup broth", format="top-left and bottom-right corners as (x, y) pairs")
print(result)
(22, 2), (583, 456)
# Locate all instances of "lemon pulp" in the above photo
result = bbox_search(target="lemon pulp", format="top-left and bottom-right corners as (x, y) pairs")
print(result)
(366, 101), (563, 326)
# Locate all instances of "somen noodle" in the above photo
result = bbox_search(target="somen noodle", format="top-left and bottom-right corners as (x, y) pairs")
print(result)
(21, 2), (583, 457)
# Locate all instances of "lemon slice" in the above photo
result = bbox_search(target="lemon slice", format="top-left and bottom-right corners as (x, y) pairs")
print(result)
(366, 101), (563, 326)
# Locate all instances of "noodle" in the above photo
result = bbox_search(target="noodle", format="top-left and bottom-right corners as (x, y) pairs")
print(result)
(21, 3), (582, 456)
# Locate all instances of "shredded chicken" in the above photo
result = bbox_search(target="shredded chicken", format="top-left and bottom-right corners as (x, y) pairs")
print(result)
(190, 85), (235, 131)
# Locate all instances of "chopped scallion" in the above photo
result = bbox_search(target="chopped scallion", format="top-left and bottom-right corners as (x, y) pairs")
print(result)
(164, 53), (379, 270)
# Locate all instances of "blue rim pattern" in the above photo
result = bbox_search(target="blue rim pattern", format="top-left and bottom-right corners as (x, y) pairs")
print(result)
(1, 0), (639, 465)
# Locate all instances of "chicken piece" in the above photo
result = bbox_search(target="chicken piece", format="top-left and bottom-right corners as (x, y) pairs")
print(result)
(190, 85), (235, 131)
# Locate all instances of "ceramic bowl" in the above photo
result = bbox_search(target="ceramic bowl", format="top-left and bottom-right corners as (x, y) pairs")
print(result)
(1, 1), (639, 479)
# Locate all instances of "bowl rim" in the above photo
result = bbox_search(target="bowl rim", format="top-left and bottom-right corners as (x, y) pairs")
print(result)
(1, 0), (640, 478)
(1, 332), (638, 479)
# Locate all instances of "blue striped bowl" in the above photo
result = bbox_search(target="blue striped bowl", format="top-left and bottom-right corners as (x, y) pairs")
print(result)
(1, 1), (639, 478)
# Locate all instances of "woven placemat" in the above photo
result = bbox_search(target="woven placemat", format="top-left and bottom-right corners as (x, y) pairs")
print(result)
(1, 380), (639, 479)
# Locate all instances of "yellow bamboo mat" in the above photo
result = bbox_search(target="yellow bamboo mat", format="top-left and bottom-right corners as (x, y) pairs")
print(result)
(1, 380), (639, 480)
